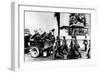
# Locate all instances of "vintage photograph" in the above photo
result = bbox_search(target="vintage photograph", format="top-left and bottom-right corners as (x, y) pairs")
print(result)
(24, 11), (91, 62)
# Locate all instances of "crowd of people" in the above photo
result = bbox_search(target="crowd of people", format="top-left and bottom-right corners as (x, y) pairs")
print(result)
(53, 35), (90, 59)
(24, 28), (91, 60)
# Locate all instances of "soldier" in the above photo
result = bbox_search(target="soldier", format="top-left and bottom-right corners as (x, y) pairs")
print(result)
(74, 36), (81, 58)
(67, 35), (81, 59)
(54, 36), (64, 59)
(61, 36), (68, 55)
(87, 40), (91, 58)
(24, 29), (32, 54)
(67, 36), (76, 59)
(83, 35), (88, 51)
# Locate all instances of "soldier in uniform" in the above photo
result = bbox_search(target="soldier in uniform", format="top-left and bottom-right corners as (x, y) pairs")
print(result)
(74, 36), (81, 58)
(83, 35), (88, 51)
(61, 36), (68, 55)
(54, 36), (64, 59)
(67, 35), (81, 59)
(24, 29), (32, 54)
(87, 40), (91, 58)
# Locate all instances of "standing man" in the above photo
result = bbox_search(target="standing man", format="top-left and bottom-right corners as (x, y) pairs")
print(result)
(54, 36), (64, 59)
(61, 36), (68, 55)
(24, 29), (32, 54)
(83, 35), (88, 51)
(87, 40), (91, 58)
(74, 36), (81, 58)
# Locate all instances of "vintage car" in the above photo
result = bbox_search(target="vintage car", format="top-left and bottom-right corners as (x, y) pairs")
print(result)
(28, 29), (55, 58)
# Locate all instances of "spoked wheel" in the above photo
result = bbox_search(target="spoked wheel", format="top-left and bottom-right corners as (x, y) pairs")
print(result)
(29, 47), (39, 58)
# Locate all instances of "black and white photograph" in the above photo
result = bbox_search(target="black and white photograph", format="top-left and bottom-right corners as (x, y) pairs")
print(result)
(24, 11), (91, 62)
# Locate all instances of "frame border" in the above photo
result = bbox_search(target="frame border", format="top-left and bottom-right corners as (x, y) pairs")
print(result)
(11, 2), (97, 71)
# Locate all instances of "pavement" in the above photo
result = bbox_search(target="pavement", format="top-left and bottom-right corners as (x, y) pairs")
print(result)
(25, 47), (89, 62)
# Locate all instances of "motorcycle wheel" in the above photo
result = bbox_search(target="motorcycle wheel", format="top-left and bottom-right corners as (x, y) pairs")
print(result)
(29, 47), (39, 58)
